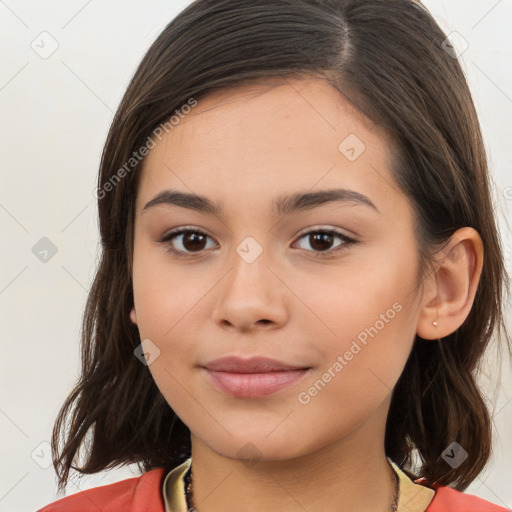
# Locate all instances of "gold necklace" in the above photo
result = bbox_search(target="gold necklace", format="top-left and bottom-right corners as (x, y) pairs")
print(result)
(184, 463), (400, 511)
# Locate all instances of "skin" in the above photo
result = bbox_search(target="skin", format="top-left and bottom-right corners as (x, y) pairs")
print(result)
(129, 77), (483, 512)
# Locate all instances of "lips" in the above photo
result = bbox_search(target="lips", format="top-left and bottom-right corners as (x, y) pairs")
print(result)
(202, 356), (309, 373)
(201, 356), (311, 398)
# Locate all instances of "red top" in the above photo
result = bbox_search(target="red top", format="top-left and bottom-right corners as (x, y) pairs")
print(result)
(37, 467), (510, 512)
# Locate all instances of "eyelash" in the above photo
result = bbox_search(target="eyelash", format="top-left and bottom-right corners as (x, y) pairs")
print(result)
(157, 226), (357, 259)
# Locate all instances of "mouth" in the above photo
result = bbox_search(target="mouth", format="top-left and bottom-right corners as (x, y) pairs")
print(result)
(201, 356), (312, 398)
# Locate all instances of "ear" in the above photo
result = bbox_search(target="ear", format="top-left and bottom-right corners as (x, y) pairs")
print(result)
(130, 306), (138, 325)
(416, 227), (484, 340)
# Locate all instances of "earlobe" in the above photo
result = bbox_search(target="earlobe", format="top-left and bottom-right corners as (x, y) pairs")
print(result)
(416, 227), (484, 341)
(130, 306), (137, 325)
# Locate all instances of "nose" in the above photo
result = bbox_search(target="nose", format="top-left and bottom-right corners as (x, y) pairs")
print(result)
(211, 245), (289, 333)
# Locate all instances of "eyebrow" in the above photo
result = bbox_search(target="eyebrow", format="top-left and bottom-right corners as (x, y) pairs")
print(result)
(142, 187), (379, 217)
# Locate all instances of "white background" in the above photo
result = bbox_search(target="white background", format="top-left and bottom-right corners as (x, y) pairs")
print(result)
(0, 1), (511, 511)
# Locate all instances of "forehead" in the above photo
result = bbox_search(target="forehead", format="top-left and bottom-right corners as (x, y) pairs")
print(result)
(167, 77), (383, 151)
(136, 77), (401, 218)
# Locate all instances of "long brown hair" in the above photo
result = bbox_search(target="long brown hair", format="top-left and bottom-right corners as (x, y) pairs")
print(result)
(51, 0), (510, 493)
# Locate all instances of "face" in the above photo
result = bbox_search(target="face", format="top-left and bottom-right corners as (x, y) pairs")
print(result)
(130, 77), (424, 462)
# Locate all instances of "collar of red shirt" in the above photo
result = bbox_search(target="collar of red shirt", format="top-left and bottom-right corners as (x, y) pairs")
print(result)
(38, 458), (510, 512)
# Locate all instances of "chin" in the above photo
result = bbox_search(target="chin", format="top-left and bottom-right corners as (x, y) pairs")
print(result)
(197, 430), (315, 466)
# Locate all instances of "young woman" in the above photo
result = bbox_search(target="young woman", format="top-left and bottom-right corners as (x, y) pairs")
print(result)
(38, 0), (511, 511)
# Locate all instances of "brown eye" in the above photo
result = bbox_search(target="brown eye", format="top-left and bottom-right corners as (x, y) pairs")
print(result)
(158, 229), (217, 256)
(180, 232), (208, 252)
(308, 232), (335, 251)
(294, 229), (356, 255)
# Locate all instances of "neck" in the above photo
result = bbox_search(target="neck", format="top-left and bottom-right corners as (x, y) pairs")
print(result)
(188, 400), (397, 512)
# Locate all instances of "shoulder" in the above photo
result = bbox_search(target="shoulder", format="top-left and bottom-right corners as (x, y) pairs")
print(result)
(424, 482), (510, 512)
(37, 467), (168, 512)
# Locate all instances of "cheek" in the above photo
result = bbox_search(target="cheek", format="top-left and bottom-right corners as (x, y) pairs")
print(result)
(130, 247), (209, 399)
(291, 293), (416, 445)
(131, 245), (213, 340)
(290, 252), (419, 386)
